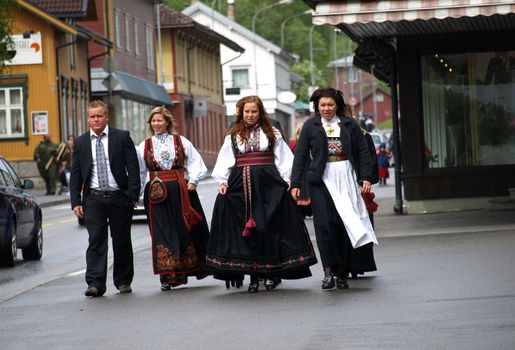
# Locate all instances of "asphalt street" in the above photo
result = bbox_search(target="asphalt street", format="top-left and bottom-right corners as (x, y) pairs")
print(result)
(1, 178), (515, 349)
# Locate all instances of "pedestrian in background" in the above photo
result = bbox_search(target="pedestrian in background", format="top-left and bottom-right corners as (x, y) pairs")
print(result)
(137, 106), (210, 292)
(291, 87), (378, 290)
(58, 135), (74, 195)
(377, 143), (390, 185)
(70, 100), (140, 298)
(33, 134), (59, 195)
(207, 95), (317, 293)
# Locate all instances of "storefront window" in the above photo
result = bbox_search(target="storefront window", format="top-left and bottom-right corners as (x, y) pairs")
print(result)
(119, 97), (153, 145)
(421, 51), (515, 168)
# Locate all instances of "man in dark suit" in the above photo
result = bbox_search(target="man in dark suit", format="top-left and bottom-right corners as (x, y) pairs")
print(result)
(70, 100), (140, 297)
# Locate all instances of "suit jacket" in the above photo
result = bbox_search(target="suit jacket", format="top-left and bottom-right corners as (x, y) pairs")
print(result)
(291, 115), (371, 188)
(70, 127), (140, 209)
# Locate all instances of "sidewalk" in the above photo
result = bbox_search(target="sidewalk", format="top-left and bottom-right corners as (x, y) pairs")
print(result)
(29, 187), (515, 239)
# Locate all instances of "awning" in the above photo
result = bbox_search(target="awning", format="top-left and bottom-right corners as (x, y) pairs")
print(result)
(91, 69), (173, 106)
(305, 0), (515, 82)
(311, 0), (515, 39)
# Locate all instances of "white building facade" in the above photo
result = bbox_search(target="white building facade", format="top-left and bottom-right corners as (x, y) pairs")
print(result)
(183, 2), (296, 138)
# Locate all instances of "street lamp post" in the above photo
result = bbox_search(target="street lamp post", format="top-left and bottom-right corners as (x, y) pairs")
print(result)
(252, 0), (293, 95)
(309, 25), (315, 87)
(280, 10), (312, 48)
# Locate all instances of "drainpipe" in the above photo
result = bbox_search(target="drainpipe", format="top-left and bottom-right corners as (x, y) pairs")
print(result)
(389, 42), (403, 214)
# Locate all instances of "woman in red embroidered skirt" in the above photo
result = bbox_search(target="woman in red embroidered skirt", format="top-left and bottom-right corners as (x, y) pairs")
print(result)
(137, 107), (210, 291)
(207, 96), (317, 293)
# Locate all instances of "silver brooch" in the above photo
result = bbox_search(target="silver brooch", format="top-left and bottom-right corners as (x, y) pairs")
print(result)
(248, 137), (258, 147)
(161, 150), (171, 160)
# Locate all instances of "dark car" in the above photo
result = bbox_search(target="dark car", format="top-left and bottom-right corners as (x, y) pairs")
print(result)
(0, 156), (43, 267)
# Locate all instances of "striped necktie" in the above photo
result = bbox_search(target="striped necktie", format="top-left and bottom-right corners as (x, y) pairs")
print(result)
(94, 133), (109, 190)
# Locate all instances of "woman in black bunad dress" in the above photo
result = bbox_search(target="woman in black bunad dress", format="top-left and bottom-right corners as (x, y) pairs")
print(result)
(137, 106), (210, 291)
(291, 87), (378, 290)
(207, 95), (317, 293)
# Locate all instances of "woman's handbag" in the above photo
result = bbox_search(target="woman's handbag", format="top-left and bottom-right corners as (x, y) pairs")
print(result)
(149, 176), (167, 204)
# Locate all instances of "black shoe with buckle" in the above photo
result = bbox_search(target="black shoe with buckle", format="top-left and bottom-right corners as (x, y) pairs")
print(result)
(321, 276), (335, 289)
(118, 284), (132, 294)
(336, 277), (349, 289)
(161, 283), (171, 291)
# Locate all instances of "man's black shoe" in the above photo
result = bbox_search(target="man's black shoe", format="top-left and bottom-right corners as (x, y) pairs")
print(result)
(84, 286), (103, 297)
(118, 284), (132, 294)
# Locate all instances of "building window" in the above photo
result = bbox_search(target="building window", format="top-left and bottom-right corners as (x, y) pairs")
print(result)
(80, 79), (87, 135)
(134, 18), (140, 56)
(69, 33), (76, 71)
(61, 76), (69, 139)
(232, 68), (249, 88)
(125, 14), (132, 53)
(114, 10), (122, 49)
(421, 50), (515, 168)
(146, 25), (155, 70)
(71, 79), (78, 137)
(348, 67), (358, 83)
(0, 86), (24, 138)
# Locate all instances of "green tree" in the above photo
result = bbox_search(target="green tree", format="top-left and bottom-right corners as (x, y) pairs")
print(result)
(0, 0), (15, 73)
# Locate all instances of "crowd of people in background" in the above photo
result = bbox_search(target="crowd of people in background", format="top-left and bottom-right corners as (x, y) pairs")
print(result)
(58, 87), (386, 297)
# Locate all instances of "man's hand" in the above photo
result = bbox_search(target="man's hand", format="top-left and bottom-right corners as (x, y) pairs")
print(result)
(187, 183), (197, 192)
(73, 205), (84, 219)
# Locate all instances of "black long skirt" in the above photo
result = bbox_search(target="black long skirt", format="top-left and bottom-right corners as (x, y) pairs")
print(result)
(206, 164), (317, 281)
(309, 181), (376, 274)
(144, 180), (210, 286)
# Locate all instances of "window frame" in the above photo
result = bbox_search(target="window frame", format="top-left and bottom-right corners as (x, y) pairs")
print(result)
(231, 67), (250, 88)
(145, 24), (155, 71)
(114, 9), (122, 50)
(0, 84), (27, 141)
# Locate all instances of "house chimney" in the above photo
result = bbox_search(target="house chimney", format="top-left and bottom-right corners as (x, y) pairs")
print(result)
(227, 0), (235, 20)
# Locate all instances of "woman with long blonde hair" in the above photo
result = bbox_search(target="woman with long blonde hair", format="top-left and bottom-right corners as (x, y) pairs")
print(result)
(136, 106), (210, 291)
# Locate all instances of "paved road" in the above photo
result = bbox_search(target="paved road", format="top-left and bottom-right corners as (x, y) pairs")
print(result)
(2, 229), (515, 349)
(2, 177), (515, 349)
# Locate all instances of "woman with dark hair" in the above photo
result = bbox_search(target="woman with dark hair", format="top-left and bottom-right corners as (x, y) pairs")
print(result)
(137, 106), (210, 291)
(291, 87), (378, 290)
(207, 95), (317, 293)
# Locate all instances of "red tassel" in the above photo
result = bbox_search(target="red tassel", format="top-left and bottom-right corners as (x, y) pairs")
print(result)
(245, 218), (256, 228)
(242, 219), (256, 237)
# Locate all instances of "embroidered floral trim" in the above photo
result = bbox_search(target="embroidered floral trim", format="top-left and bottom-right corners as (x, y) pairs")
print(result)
(156, 244), (200, 272)
(206, 251), (317, 272)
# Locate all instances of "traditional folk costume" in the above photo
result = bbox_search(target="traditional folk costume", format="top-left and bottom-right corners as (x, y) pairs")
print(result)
(207, 125), (317, 284)
(291, 115), (378, 276)
(137, 133), (210, 288)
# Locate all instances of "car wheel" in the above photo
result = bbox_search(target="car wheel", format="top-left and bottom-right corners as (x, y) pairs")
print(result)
(22, 214), (43, 260)
(0, 221), (17, 267)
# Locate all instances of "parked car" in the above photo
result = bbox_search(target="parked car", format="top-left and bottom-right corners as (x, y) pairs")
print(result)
(368, 132), (385, 154)
(0, 156), (43, 267)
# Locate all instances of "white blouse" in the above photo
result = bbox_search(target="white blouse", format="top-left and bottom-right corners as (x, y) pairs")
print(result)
(321, 115), (341, 137)
(137, 134), (208, 192)
(212, 127), (293, 184)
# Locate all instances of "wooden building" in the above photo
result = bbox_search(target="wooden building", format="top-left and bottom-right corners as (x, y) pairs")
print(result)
(305, 0), (515, 213)
(158, 4), (244, 166)
(0, 0), (108, 178)
(81, 0), (172, 146)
